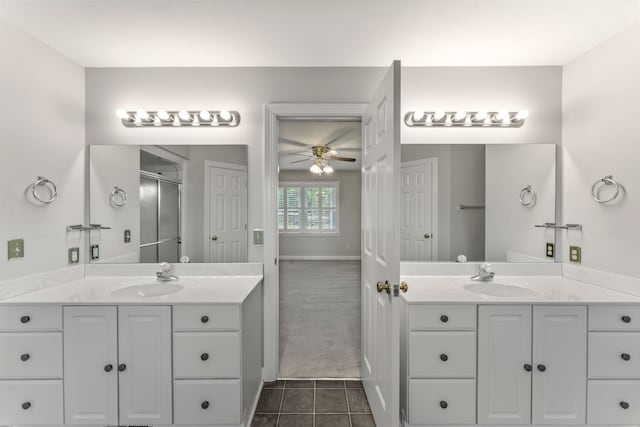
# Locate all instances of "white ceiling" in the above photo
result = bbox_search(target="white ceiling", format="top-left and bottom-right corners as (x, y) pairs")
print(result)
(1, 0), (639, 67)
(279, 120), (361, 171)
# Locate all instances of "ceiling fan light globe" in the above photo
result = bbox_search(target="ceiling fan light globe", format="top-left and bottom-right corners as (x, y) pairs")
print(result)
(310, 163), (323, 174)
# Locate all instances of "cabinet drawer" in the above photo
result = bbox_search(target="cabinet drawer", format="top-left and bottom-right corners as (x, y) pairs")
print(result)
(589, 332), (640, 378)
(588, 380), (640, 425)
(409, 305), (476, 331)
(0, 306), (61, 331)
(174, 332), (240, 379)
(0, 333), (62, 379)
(174, 379), (241, 425)
(409, 379), (476, 425)
(409, 331), (476, 378)
(174, 305), (240, 331)
(589, 305), (640, 331)
(0, 380), (63, 425)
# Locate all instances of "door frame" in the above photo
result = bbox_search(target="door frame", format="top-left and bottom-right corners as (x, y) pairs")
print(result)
(264, 103), (367, 380)
(203, 160), (248, 262)
(400, 157), (439, 261)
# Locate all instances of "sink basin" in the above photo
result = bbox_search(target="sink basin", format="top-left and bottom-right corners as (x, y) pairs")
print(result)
(464, 282), (539, 298)
(111, 282), (184, 297)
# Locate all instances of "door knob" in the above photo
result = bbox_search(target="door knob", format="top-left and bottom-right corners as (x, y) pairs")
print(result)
(201, 401), (210, 410)
(377, 281), (391, 294)
(20, 315), (30, 324)
(537, 364), (546, 372)
(118, 364), (127, 372)
(399, 281), (409, 293)
(20, 354), (30, 362)
(621, 353), (631, 361)
(620, 401), (630, 410)
(211, 235), (218, 241)
(201, 353), (209, 361)
(424, 233), (431, 239)
(21, 402), (31, 410)
(524, 364), (532, 372)
(104, 364), (113, 372)
(440, 401), (448, 409)
(622, 315), (632, 323)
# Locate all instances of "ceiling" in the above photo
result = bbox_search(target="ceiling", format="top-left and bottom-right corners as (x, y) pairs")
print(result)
(279, 120), (361, 171)
(1, 0), (638, 67)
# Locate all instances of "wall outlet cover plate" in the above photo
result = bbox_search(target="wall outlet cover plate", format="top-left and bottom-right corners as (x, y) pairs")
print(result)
(124, 229), (131, 243)
(569, 245), (582, 264)
(90, 244), (100, 260)
(253, 229), (264, 245)
(8, 239), (24, 260)
(546, 243), (554, 258)
(68, 247), (80, 264)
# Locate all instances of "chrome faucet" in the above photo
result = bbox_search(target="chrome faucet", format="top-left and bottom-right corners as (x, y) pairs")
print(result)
(471, 263), (495, 282)
(156, 262), (178, 282)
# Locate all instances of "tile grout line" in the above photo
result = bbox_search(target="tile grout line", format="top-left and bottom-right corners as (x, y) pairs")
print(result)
(344, 380), (354, 427)
(276, 380), (286, 426)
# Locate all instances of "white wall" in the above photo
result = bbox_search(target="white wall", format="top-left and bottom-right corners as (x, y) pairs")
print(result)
(0, 19), (85, 281)
(562, 22), (640, 277)
(278, 170), (361, 258)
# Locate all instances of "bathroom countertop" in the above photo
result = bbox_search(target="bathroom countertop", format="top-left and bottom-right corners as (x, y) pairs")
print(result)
(400, 275), (640, 304)
(0, 275), (263, 305)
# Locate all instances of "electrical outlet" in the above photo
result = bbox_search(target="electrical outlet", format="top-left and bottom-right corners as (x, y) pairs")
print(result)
(68, 247), (80, 264)
(253, 229), (264, 245)
(546, 243), (555, 258)
(8, 239), (24, 260)
(124, 229), (131, 243)
(569, 245), (582, 263)
(90, 244), (100, 260)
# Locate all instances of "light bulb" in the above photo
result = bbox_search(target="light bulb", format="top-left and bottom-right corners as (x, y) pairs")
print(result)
(433, 110), (445, 121)
(444, 114), (453, 127)
(136, 110), (149, 120)
(475, 111), (488, 121)
(412, 110), (425, 122)
(464, 115), (472, 127)
(310, 163), (322, 174)
(328, 150), (338, 156)
(157, 110), (170, 121)
(199, 110), (211, 121)
(219, 109), (232, 121)
(192, 116), (200, 127)
(178, 110), (191, 121)
(134, 116), (142, 126)
(172, 116), (181, 127)
(116, 109), (130, 120)
(323, 164), (334, 174)
(496, 111), (509, 122)
(425, 114), (433, 126)
(454, 110), (466, 121)
(153, 116), (162, 126)
(515, 109), (529, 121)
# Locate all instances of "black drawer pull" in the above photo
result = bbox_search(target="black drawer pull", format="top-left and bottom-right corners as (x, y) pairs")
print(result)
(537, 364), (546, 372)
(20, 315), (30, 324)
(201, 353), (209, 361)
(440, 354), (448, 362)
(104, 364), (113, 372)
(21, 402), (31, 410)
(20, 354), (30, 362)
(440, 315), (449, 323)
(118, 364), (126, 372)
(621, 353), (631, 361)
(201, 401), (210, 410)
(201, 315), (209, 323)
(440, 401), (448, 409)
(620, 401), (630, 410)
(622, 315), (632, 324)
(524, 364), (532, 372)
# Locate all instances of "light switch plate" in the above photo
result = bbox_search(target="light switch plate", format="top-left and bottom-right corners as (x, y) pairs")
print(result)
(124, 229), (131, 243)
(68, 247), (80, 264)
(569, 245), (581, 263)
(8, 239), (24, 260)
(90, 244), (100, 260)
(253, 229), (264, 245)
(545, 243), (555, 258)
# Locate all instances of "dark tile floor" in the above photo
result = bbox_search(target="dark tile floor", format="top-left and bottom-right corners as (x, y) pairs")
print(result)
(252, 380), (376, 427)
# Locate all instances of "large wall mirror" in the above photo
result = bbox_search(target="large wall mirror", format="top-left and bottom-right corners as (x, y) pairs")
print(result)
(400, 144), (556, 263)
(89, 145), (248, 263)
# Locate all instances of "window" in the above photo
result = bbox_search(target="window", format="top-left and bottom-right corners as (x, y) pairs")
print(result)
(278, 182), (339, 233)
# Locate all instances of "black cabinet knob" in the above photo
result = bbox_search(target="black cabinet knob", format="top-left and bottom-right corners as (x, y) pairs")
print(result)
(621, 353), (631, 361)
(440, 315), (449, 323)
(622, 315), (632, 324)
(104, 364), (113, 372)
(201, 315), (209, 323)
(537, 364), (546, 372)
(20, 315), (30, 324)
(524, 364), (532, 372)
(21, 402), (31, 410)
(201, 353), (209, 361)
(118, 364), (126, 372)
(620, 401), (630, 410)
(201, 401), (210, 410)
(440, 354), (448, 362)
(20, 354), (30, 362)
(440, 401), (448, 409)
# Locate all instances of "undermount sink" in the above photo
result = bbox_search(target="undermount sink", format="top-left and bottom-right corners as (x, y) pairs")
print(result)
(463, 282), (539, 297)
(111, 282), (184, 297)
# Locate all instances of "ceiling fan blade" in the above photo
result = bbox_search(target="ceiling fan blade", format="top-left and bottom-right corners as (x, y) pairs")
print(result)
(283, 153), (314, 158)
(330, 156), (357, 162)
(279, 138), (312, 148)
(332, 148), (361, 153)
(289, 158), (311, 164)
(324, 128), (356, 147)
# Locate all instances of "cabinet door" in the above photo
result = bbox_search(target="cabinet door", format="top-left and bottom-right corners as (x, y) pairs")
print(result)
(532, 306), (587, 425)
(478, 305), (532, 425)
(118, 306), (172, 425)
(63, 306), (118, 425)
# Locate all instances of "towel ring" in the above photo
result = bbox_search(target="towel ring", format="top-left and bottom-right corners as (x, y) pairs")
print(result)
(31, 176), (58, 204)
(109, 186), (128, 207)
(519, 185), (536, 207)
(591, 175), (620, 204)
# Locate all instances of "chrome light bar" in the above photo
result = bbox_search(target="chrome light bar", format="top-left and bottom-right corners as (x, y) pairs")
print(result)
(404, 110), (528, 128)
(116, 109), (241, 127)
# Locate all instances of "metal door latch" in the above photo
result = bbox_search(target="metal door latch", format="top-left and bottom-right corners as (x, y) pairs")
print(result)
(393, 281), (409, 297)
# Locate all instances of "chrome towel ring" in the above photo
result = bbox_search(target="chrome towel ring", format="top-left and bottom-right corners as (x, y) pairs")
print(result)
(109, 186), (128, 207)
(519, 185), (536, 207)
(591, 175), (620, 204)
(31, 176), (58, 204)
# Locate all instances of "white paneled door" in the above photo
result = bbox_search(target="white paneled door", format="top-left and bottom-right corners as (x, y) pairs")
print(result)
(361, 60), (402, 427)
(400, 159), (436, 261)
(205, 161), (248, 262)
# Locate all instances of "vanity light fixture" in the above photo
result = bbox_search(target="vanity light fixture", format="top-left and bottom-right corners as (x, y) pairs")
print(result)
(116, 109), (241, 127)
(404, 109), (528, 128)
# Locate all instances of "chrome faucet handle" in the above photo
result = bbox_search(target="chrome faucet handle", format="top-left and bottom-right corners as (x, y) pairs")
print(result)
(159, 262), (171, 274)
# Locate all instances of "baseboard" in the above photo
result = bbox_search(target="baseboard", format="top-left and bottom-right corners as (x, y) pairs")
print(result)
(279, 255), (361, 261)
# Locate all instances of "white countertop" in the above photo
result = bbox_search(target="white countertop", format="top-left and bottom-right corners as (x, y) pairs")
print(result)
(0, 275), (263, 305)
(400, 275), (640, 304)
